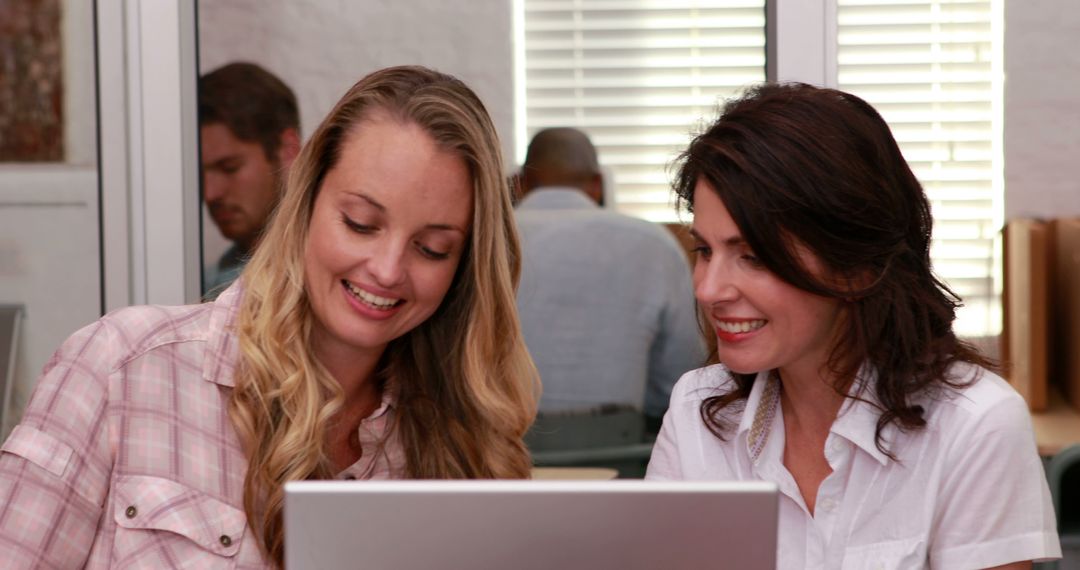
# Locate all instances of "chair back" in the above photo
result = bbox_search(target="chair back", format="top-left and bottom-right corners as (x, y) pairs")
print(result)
(1046, 444), (1080, 569)
(526, 405), (654, 478)
(0, 305), (24, 432)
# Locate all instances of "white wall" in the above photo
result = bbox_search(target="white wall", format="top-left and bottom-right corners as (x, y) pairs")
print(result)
(0, 1), (101, 438)
(197, 0), (517, 266)
(0, 168), (100, 437)
(1004, 0), (1080, 219)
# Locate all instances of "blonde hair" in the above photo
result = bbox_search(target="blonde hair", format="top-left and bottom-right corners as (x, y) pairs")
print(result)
(228, 66), (539, 566)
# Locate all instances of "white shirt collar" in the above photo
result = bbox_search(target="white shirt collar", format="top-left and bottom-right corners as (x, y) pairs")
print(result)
(203, 280), (243, 387)
(736, 365), (895, 466)
(736, 370), (780, 464)
(831, 366), (895, 466)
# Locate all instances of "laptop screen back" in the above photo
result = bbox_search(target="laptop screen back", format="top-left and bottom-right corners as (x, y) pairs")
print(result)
(284, 479), (777, 570)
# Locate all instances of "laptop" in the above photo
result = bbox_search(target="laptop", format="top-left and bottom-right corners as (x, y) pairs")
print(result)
(284, 479), (778, 569)
(0, 305), (22, 432)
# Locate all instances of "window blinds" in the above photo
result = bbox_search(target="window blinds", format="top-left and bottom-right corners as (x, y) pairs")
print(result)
(520, 0), (1000, 336)
(836, 0), (1000, 336)
(521, 0), (767, 221)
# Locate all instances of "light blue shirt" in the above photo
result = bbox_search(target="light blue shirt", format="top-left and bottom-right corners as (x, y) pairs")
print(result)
(203, 244), (246, 300)
(515, 188), (706, 418)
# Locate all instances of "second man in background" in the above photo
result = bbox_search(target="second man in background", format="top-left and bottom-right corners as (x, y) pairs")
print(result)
(515, 127), (705, 433)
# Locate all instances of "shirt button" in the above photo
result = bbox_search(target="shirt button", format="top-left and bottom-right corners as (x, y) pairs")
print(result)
(819, 498), (837, 512)
(220, 535), (232, 547)
(125, 506), (137, 519)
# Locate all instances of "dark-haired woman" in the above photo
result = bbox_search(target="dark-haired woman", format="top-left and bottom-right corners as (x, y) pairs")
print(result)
(646, 83), (1059, 569)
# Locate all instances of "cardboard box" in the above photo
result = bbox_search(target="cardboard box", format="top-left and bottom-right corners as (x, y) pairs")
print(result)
(1001, 219), (1050, 411)
(1051, 218), (1080, 412)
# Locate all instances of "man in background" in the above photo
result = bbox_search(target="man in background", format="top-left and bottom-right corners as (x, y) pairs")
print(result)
(515, 127), (705, 432)
(199, 62), (300, 296)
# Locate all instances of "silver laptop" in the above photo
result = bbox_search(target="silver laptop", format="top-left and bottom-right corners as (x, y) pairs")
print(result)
(284, 479), (778, 569)
(0, 305), (22, 432)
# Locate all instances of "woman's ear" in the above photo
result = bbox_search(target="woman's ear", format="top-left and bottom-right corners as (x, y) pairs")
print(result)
(839, 267), (880, 301)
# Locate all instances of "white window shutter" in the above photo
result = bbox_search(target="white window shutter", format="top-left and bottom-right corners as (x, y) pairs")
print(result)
(837, 0), (1001, 336)
(521, 0), (1001, 336)
(522, 0), (767, 221)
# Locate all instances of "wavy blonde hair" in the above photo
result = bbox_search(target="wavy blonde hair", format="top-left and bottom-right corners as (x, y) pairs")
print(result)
(227, 66), (540, 566)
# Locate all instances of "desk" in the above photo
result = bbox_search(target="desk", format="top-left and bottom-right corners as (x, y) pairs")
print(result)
(1032, 387), (1080, 456)
(530, 467), (618, 480)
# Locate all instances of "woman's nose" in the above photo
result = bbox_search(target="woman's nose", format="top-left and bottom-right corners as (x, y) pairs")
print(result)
(368, 240), (407, 288)
(694, 259), (739, 307)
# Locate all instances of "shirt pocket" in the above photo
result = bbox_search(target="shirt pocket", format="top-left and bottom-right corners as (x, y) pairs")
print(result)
(111, 474), (247, 568)
(841, 537), (928, 570)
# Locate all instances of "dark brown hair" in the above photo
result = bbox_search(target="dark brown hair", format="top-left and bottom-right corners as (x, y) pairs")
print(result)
(199, 62), (300, 161)
(674, 82), (993, 457)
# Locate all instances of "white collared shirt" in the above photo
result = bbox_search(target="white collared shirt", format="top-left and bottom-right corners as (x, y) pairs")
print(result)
(646, 363), (1061, 569)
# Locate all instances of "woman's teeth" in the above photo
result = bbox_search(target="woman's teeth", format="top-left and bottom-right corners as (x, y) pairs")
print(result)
(716, 319), (766, 334)
(344, 281), (400, 310)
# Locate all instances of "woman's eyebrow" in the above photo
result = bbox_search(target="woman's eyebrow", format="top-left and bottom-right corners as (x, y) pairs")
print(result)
(424, 223), (467, 235)
(689, 227), (746, 247)
(345, 191), (466, 235)
(345, 191), (386, 212)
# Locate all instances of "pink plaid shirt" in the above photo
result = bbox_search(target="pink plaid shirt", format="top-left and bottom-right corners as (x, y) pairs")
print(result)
(0, 284), (401, 569)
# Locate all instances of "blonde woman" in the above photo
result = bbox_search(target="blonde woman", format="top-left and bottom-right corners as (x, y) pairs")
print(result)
(0, 66), (539, 569)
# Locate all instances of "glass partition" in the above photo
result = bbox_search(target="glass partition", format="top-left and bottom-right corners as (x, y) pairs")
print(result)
(0, 0), (101, 437)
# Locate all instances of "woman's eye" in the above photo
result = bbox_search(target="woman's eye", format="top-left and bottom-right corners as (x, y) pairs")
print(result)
(741, 253), (763, 267)
(691, 244), (711, 260)
(342, 215), (374, 234)
(418, 244), (451, 260)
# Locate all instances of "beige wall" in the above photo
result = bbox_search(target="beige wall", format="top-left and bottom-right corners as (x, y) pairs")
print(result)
(1005, 0), (1080, 219)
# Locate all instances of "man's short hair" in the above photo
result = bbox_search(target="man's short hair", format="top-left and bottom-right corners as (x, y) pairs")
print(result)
(199, 62), (299, 161)
(523, 127), (600, 180)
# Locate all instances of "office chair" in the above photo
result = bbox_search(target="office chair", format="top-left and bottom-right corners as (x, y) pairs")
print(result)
(526, 405), (655, 478)
(1047, 444), (1080, 569)
(0, 305), (24, 434)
